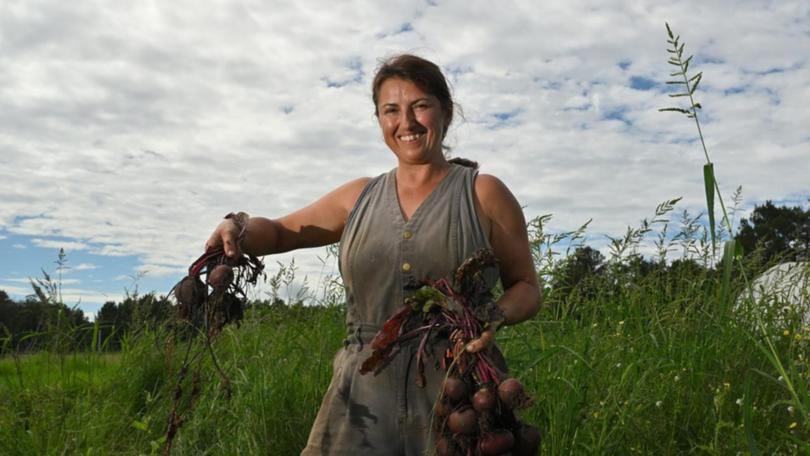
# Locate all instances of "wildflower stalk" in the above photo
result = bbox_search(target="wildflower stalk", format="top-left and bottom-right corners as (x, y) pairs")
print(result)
(660, 22), (808, 445)
(660, 23), (732, 249)
(659, 22), (748, 315)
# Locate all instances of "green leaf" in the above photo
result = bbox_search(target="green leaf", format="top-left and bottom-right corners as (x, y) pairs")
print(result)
(683, 55), (693, 73)
(694, 103), (702, 109)
(666, 22), (673, 39)
(704, 163), (716, 253)
(721, 239), (736, 306)
(668, 93), (690, 97)
(422, 299), (435, 313)
(734, 241), (744, 259)
(689, 72), (702, 95)
(743, 373), (761, 456)
(670, 71), (685, 77)
(666, 80), (686, 85)
(131, 419), (149, 432)
(668, 58), (680, 65)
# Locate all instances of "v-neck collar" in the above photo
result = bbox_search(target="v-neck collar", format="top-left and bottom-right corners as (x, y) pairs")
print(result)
(390, 164), (457, 225)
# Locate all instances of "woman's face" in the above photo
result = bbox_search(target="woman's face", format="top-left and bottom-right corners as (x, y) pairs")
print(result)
(376, 77), (448, 165)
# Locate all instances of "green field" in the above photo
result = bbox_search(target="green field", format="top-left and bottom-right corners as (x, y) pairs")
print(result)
(1, 266), (808, 455)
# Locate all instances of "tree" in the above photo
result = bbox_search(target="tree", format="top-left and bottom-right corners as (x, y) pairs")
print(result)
(549, 246), (607, 312)
(553, 246), (606, 289)
(736, 201), (810, 265)
(0, 290), (16, 337)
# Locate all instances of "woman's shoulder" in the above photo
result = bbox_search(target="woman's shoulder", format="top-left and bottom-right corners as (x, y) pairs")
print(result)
(337, 176), (374, 211)
(473, 173), (520, 219)
(474, 173), (509, 197)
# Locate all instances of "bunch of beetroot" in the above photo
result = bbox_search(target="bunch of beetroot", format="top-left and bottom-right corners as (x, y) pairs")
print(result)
(360, 249), (540, 456)
(434, 374), (540, 456)
(163, 243), (264, 455)
(171, 245), (264, 337)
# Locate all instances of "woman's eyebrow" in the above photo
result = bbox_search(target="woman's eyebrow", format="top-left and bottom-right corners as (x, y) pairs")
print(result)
(380, 98), (430, 110)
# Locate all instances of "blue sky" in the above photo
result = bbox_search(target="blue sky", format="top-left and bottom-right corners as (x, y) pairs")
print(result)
(1, 0), (808, 318)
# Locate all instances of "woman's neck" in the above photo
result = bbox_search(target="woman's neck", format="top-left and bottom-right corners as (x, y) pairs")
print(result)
(396, 158), (450, 190)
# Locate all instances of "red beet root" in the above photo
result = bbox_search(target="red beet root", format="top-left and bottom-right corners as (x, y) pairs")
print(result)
(478, 429), (515, 455)
(207, 264), (233, 289)
(497, 377), (525, 409)
(447, 407), (477, 435)
(174, 276), (207, 318)
(443, 376), (468, 404)
(434, 399), (452, 417)
(435, 436), (460, 456)
(472, 386), (497, 412)
(512, 424), (541, 455)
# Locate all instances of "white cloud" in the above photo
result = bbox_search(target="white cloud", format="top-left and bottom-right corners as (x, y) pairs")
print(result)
(135, 264), (187, 278)
(30, 239), (89, 251)
(2, 277), (80, 285)
(74, 262), (97, 270)
(13, 243), (26, 249)
(0, 0), (808, 304)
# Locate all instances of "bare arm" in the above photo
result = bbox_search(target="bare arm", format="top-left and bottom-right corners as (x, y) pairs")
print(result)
(205, 177), (371, 257)
(466, 174), (541, 352)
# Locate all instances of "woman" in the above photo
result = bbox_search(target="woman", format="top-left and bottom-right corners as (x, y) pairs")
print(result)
(206, 54), (540, 455)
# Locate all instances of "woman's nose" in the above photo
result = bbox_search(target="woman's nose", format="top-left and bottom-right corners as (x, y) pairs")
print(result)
(401, 107), (419, 128)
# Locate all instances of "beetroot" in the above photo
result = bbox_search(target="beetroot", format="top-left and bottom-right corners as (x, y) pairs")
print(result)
(207, 264), (233, 290)
(478, 429), (515, 456)
(443, 376), (468, 404)
(434, 436), (460, 456)
(497, 377), (525, 409)
(512, 424), (541, 455)
(434, 399), (452, 418)
(174, 276), (207, 319)
(472, 386), (497, 412)
(447, 407), (477, 435)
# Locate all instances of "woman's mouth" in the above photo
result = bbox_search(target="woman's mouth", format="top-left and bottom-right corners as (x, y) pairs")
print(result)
(398, 133), (424, 143)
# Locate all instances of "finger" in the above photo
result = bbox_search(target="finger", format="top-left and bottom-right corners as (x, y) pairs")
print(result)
(466, 328), (495, 353)
(222, 231), (239, 258)
(205, 230), (223, 252)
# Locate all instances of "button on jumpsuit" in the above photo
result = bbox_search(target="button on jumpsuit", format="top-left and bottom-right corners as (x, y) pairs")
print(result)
(302, 164), (505, 455)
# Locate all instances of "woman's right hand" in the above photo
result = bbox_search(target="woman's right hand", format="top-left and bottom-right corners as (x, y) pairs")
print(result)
(205, 217), (243, 259)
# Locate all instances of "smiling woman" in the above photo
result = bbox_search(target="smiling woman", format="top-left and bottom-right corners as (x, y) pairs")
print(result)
(205, 54), (540, 456)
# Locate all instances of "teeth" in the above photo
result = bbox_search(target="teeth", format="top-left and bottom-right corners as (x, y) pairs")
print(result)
(400, 134), (422, 141)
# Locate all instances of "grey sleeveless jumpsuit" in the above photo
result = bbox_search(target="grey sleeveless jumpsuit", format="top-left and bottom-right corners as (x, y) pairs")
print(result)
(302, 164), (503, 455)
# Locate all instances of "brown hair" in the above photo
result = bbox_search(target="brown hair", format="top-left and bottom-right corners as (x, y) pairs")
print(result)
(371, 54), (455, 136)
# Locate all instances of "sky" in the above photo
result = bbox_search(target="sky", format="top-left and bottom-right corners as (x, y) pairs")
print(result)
(1, 0), (808, 319)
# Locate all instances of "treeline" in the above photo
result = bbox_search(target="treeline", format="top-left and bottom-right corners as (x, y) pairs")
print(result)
(0, 291), (171, 352)
(0, 289), (313, 353)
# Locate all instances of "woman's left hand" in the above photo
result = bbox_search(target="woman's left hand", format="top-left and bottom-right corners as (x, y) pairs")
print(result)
(465, 326), (496, 353)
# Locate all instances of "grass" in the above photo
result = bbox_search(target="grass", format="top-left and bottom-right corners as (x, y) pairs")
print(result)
(1, 272), (808, 455)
